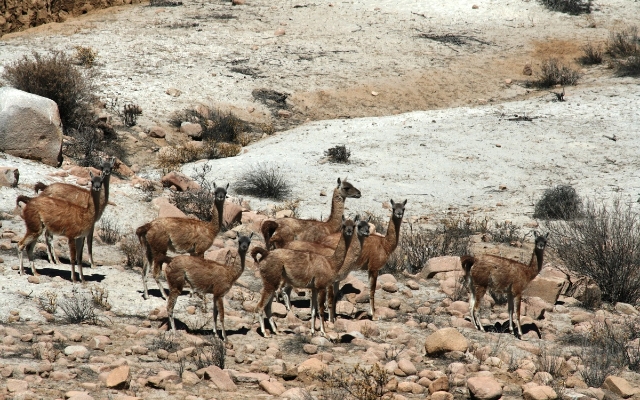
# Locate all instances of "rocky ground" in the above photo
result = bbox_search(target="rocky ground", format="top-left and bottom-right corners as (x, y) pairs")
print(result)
(1, 0), (640, 399)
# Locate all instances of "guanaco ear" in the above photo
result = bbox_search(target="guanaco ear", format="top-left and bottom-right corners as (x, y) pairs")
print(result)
(403, 199), (407, 206)
(337, 177), (341, 187)
(342, 215), (345, 222)
(354, 214), (360, 222)
(225, 183), (230, 190)
(367, 215), (372, 222)
(545, 232), (549, 239)
(110, 157), (116, 167)
(90, 171), (94, 179)
(390, 199), (395, 206)
(213, 182), (217, 188)
(249, 232), (254, 239)
(534, 230), (539, 237)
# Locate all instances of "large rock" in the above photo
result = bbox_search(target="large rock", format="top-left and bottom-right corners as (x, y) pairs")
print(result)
(422, 256), (462, 279)
(523, 385), (557, 400)
(467, 376), (503, 400)
(0, 167), (19, 187)
(424, 328), (468, 355)
(105, 365), (130, 389)
(523, 275), (566, 305)
(223, 201), (243, 228)
(199, 365), (237, 391)
(602, 375), (637, 398)
(161, 171), (201, 192)
(0, 87), (63, 167)
(152, 197), (188, 219)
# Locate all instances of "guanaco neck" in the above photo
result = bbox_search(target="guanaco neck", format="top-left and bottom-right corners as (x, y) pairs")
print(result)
(330, 229), (353, 272)
(525, 247), (545, 281)
(231, 250), (247, 280)
(383, 213), (402, 254)
(210, 199), (225, 230)
(326, 187), (345, 230)
(338, 231), (366, 277)
(96, 174), (110, 219)
(90, 186), (103, 222)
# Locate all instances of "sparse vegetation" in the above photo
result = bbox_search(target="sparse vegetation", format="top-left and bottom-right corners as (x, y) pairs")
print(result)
(168, 107), (245, 143)
(149, 332), (180, 353)
(192, 335), (226, 370)
(98, 216), (122, 245)
(38, 291), (58, 314)
(123, 104), (142, 127)
(533, 58), (581, 88)
(606, 26), (639, 58)
(1, 51), (96, 131)
(235, 163), (291, 200)
(578, 42), (603, 65)
(325, 144), (351, 163)
(548, 198), (640, 304)
(73, 46), (98, 67)
(538, 0), (591, 15)
(534, 185), (583, 220)
(120, 233), (145, 269)
(59, 290), (99, 324)
(89, 285), (112, 311)
(489, 221), (522, 244)
(316, 363), (390, 400)
(384, 218), (473, 275)
(170, 164), (220, 222)
(269, 199), (301, 218)
(616, 54), (640, 77)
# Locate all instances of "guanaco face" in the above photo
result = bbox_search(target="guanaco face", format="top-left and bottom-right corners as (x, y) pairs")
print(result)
(338, 178), (361, 199)
(390, 199), (407, 220)
(213, 183), (229, 203)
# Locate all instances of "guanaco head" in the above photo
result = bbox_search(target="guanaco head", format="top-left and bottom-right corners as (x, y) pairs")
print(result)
(390, 199), (407, 220)
(237, 232), (253, 254)
(355, 215), (371, 239)
(533, 231), (549, 250)
(213, 183), (229, 204)
(337, 177), (361, 199)
(89, 171), (105, 192)
(341, 216), (356, 239)
(100, 157), (117, 176)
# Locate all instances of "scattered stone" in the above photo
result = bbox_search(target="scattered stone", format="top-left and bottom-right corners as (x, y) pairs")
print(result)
(467, 376), (503, 400)
(382, 282), (398, 293)
(149, 126), (167, 138)
(6, 379), (28, 392)
(259, 379), (286, 396)
(602, 375), (636, 398)
(64, 345), (88, 356)
(429, 376), (449, 394)
(281, 387), (312, 399)
(422, 256), (462, 278)
(0, 167), (19, 187)
(424, 328), (468, 355)
(406, 280), (420, 290)
(200, 365), (237, 391)
(105, 365), (130, 389)
(397, 359), (417, 375)
(303, 344), (318, 354)
(166, 88), (182, 97)
(297, 358), (327, 375)
(431, 392), (454, 400)
(615, 303), (638, 316)
(27, 275), (40, 284)
(523, 385), (557, 400)
(275, 28), (286, 36)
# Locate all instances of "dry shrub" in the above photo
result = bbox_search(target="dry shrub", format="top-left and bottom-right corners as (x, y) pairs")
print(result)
(157, 141), (217, 171)
(59, 290), (99, 324)
(325, 145), (351, 163)
(269, 199), (301, 218)
(193, 335), (226, 370)
(216, 142), (242, 158)
(89, 285), (111, 311)
(534, 185), (583, 220)
(120, 233), (145, 269)
(548, 198), (640, 304)
(73, 46), (98, 67)
(616, 55), (640, 77)
(533, 58), (581, 88)
(539, 0), (591, 15)
(384, 218), (472, 275)
(170, 164), (220, 222)
(316, 363), (390, 400)
(98, 215), (122, 245)
(606, 26), (639, 58)
(123, 104), (142, 127)
(38, 291), (58, 314)
(235, 163), (291, 200)
(2, 51), (96, 131)
(578, 42), (603, 65)
(169, 107), (245, 143)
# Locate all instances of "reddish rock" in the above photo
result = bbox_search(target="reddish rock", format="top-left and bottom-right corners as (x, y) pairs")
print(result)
(152, 197), (188, 219)
(425, 328), (468, 355)
(149, 125), (167, 138)
(523, 276), (565, 304)
(6, 378), (28, 392)
(429, 376), (450, 394)
(161, 171), (201, 192)
(105, 365), (130, 389)
(602, 375), (637, 398)
(259, 378), (286, 396)
(200, 365), (237, 391)
(297, 358), (327, 374)
(523, 385), (557, 400)
(223, 201), (243, 228)
(180, 122), (202, 139)
(422, 256), (462, 278)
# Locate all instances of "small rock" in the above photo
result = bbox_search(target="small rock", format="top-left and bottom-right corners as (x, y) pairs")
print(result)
(523, 385), (557, 400)
(602, 375), (636, 398)
(259, 379), (286, 396)
(472, 4), (479, 8)
(105, 365), (130, 389)
(615, 302), (638, 315)
(6, 379), (28, 392)
(424, 328), (468, 355)
(27, 275), (40, 284)
(166, 88), (182, 97)
(149, 126), (167, 138)
(303, 344), (318, 354)
(275, 28), (286, 36)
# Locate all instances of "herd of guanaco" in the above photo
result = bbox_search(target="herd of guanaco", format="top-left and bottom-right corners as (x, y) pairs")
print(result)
(15, 159), (548, 341)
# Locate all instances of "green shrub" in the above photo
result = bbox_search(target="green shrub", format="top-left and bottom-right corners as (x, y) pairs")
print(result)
(2, 51), (96, 131)
(534, 185), (583, 220)
(539, 0), (591, 15)
(235, 163), (291, 200)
